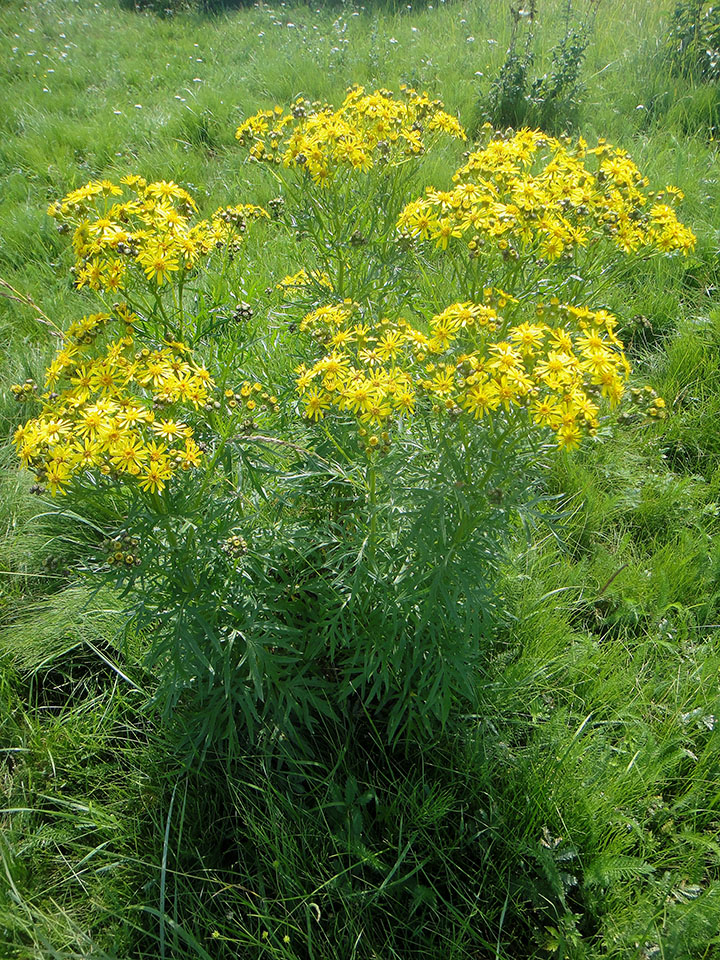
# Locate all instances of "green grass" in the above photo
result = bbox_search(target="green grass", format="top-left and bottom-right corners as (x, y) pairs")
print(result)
(2, 0), (720, 957)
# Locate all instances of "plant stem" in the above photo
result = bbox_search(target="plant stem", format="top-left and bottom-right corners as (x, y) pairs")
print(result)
(368, 460), (377, 565)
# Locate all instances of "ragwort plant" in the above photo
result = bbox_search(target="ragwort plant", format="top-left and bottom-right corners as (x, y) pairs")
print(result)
(10, 85), (695, 749)
(397, 126), (696, 299)
(235, 84), (467, 303)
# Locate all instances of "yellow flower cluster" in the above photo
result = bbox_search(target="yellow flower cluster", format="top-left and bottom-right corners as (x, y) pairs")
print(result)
(295, 294), (630, 452)
(276, 268), (334, 294)
(223, 382), (280, 417)
(398, 128), (696, 259)
(236, 85), (466, 186)
(47, 177), (268, 292)
(12, 307), (211, 496)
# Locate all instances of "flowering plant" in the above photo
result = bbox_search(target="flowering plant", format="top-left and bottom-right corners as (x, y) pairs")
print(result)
(236, 84), (466, 183)
(398, 128), (695, 302)
(47, 176), (268, 345)
(13, 311), (209, 497)
(294, 293), (632, 452)
(10, 88), (689, 747)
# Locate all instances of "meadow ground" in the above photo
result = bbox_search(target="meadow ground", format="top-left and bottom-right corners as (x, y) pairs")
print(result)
(1, 0), (720, 957)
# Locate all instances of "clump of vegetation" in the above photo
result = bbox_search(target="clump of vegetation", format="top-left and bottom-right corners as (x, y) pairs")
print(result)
(485, 0), (603, 132)
(667, 0), (720, 80)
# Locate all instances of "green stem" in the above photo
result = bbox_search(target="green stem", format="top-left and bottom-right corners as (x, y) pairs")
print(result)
(177, 270), (186, 339)
(151, 287), (173, 337)
(368, 460), (377, 565)
(150, 490), (178, 550)
(460, 420), (473, 488)
(196, 422), (232, 503)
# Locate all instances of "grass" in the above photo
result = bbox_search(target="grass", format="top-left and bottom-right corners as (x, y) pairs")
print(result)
(2, 0), (720, 957)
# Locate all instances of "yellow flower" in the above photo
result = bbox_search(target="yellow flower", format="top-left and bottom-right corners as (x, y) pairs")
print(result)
(38, 418), (72, 445)
(72, 437), (104, 468)
(90, 361), (125, 395)
(139, 459), (173, 493)
(46, 460), (71, 496)
(111, 437), (149, 475)
(430, 217), (463, 250)
(76, 405), (110, 439)
(178, 438), (203, 469)
(461, 379), (500, 419)
(116, 402), (152, 429)
(399, 129), (695, 260)
(138, 244), (180, 285)
(557, 423), (582, 449)
(359, 398), (392, 425)
(531, 397), (561, 428)
(303, 388), (331, 420)
(493, 376), (522, 410)
(488, 343), (522, 374)
(152, 419), (191, 441)
(236, 86), (465, 186)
